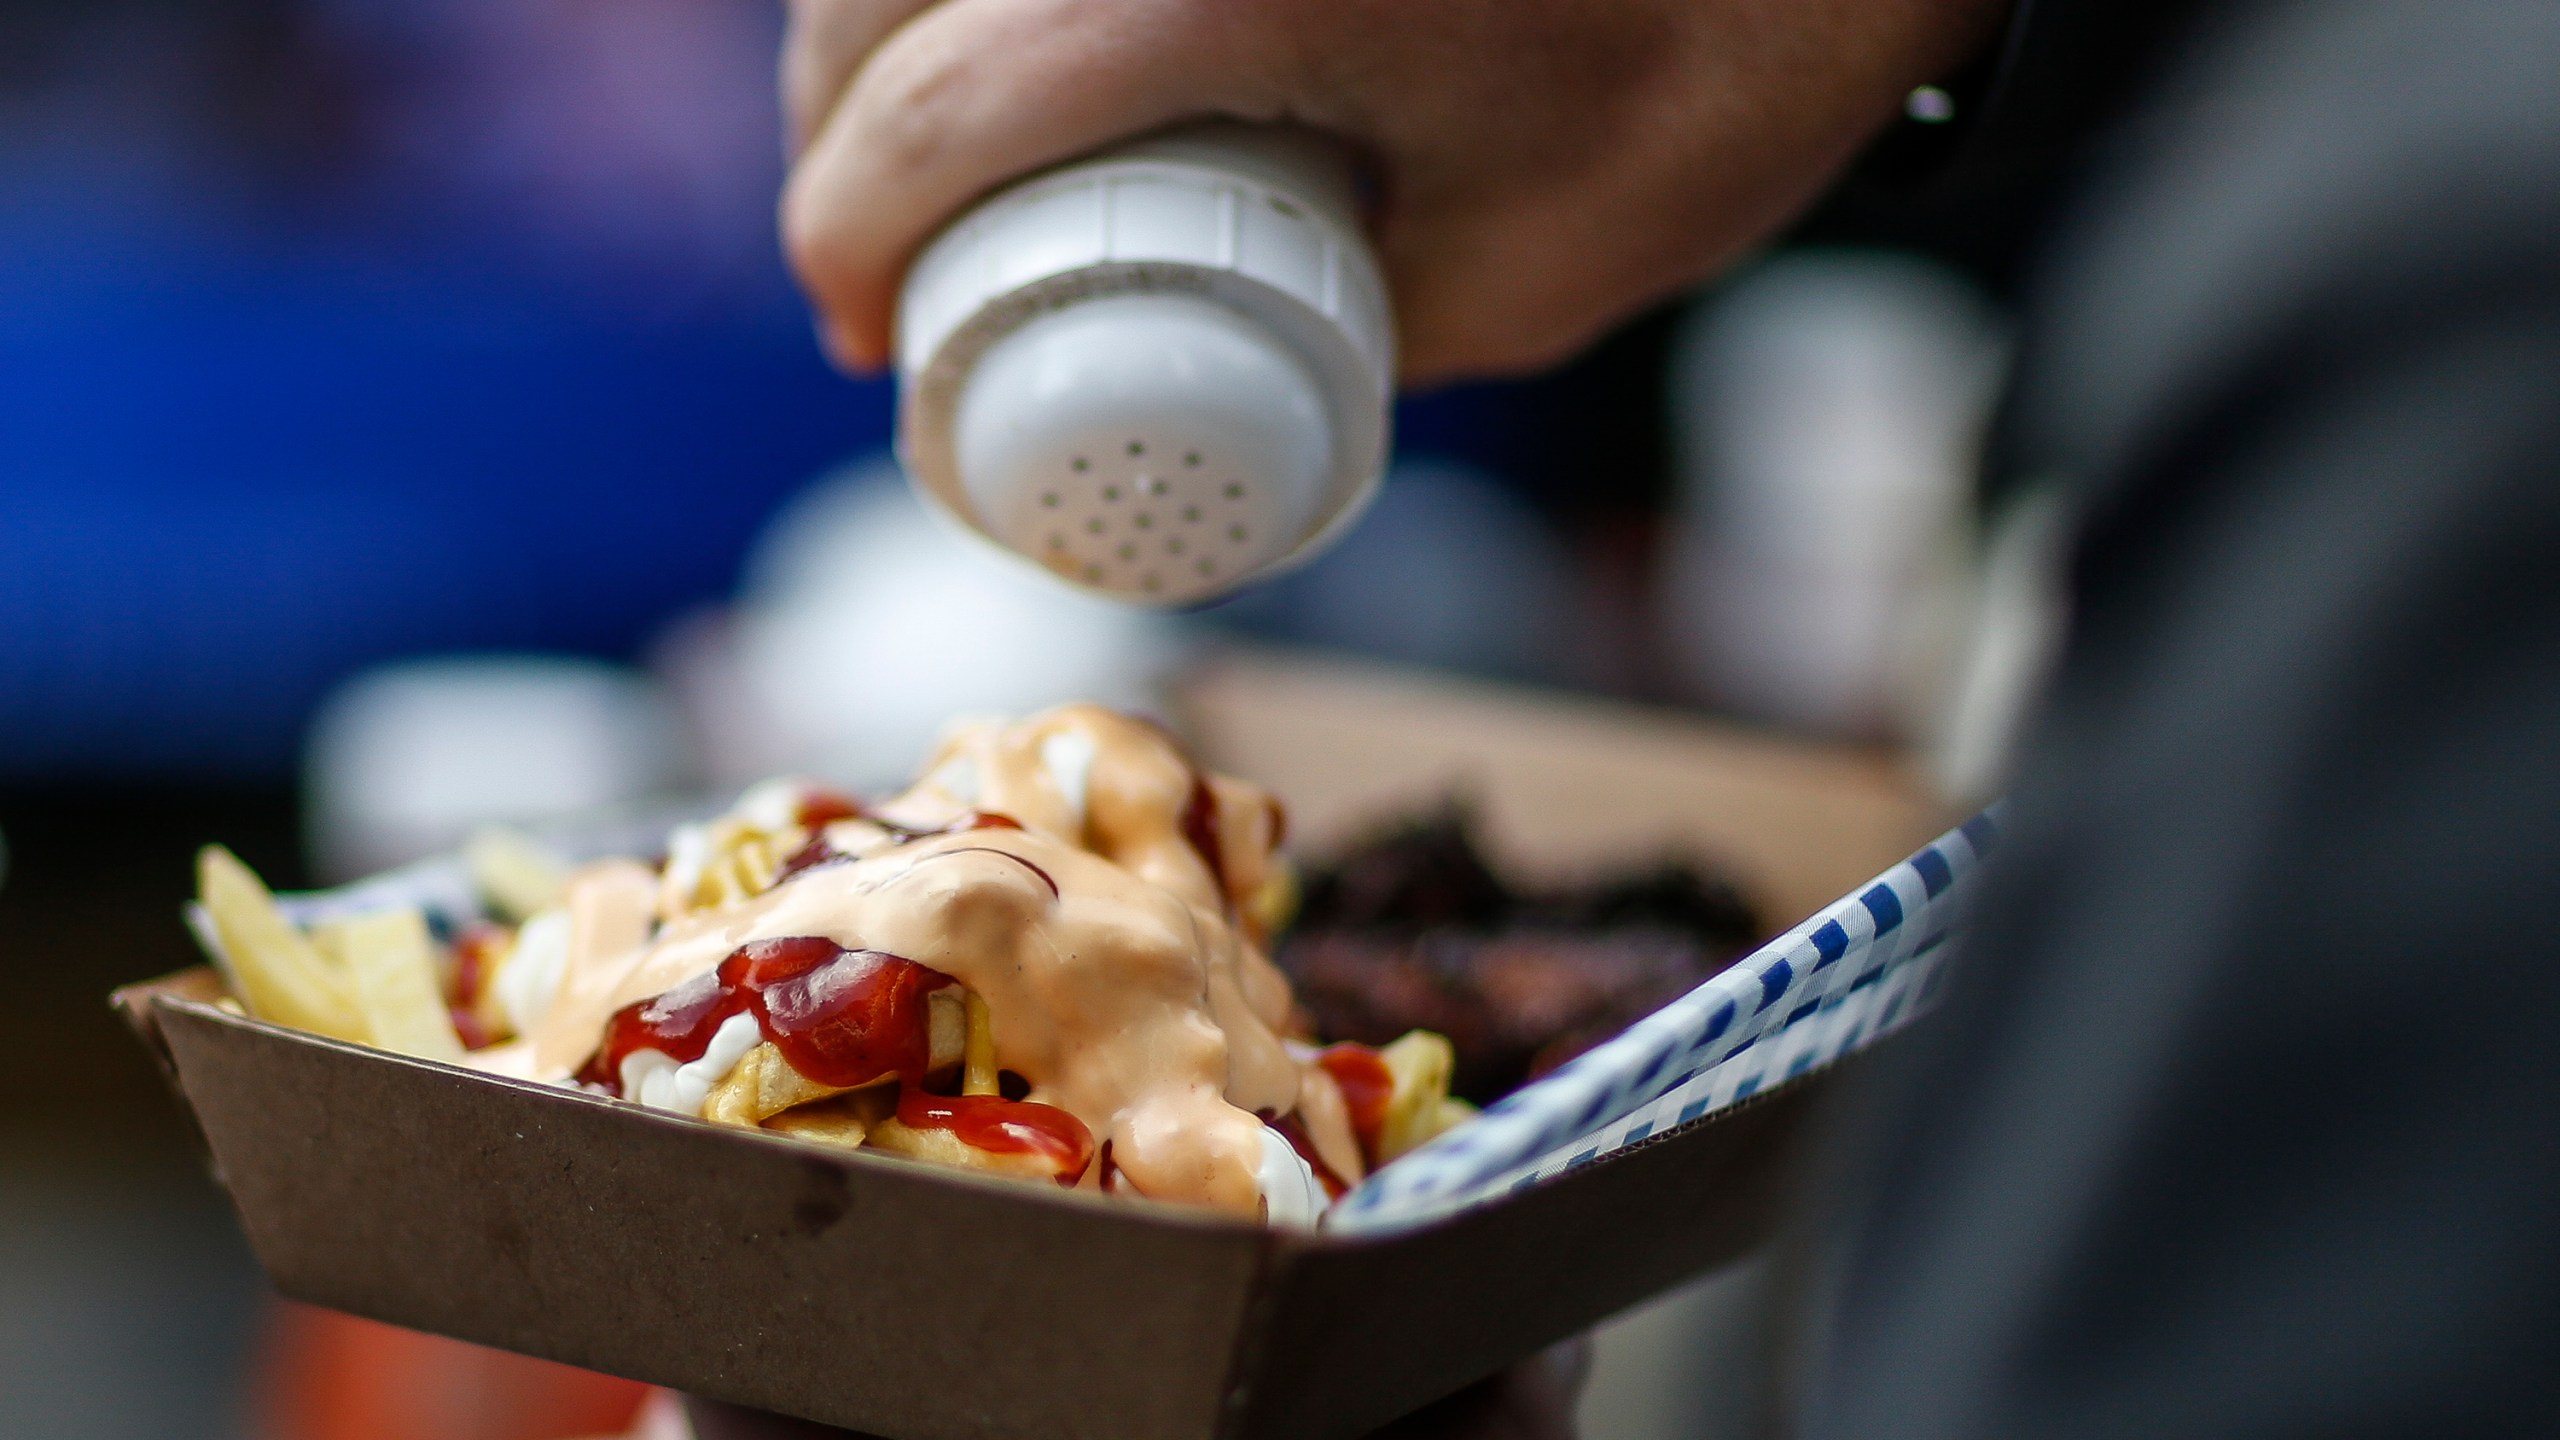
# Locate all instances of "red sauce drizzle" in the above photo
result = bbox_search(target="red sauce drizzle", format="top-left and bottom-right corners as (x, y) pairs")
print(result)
(774, 834), (841, 884)
(452, 1010), (495, 1051)
(794, 789), (866, 829)
(1267, 1111), (1350, 1199)
(1317, 1043), (1395, 1168)
(932, 845), (1060, 899)
(576, 937), (954, 1095)
(896, 1091), (1095, 1186)
(881, 810), (1024, 842)
(1181, 774), (1227, 897)
(445, 924), (509, 1051)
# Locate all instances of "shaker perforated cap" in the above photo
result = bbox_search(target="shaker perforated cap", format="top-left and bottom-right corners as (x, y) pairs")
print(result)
(896, 124), (1394, 606)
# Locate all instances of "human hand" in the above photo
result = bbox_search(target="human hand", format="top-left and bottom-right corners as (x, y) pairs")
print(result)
(778, 0), (2003, 383)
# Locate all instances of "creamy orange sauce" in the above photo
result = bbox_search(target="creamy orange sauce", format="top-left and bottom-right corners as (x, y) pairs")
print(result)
(482, 705), (1357, 1218)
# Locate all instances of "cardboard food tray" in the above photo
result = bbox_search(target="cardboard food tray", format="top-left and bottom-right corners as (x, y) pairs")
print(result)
(115, 652), (1950, 1440)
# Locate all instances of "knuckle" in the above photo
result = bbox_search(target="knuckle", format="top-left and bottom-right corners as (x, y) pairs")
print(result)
(857, 21), (968, 131)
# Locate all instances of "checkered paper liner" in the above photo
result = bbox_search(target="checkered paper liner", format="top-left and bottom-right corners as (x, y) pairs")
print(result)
(1325, 811), (1998, 1235)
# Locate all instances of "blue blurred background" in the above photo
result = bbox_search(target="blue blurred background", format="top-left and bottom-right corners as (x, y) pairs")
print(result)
(0, 0), (1684, 783)
(1, 0), (859, 774)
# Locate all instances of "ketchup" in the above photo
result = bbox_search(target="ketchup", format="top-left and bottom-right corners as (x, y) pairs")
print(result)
(577, 937), (954, 1095)
(794, 789), (867, 829)
(896, 1090), (1095, 1186)
(882, 810), (1024, 842)
(1316, 1043), (1395, 1167)
(445, 924), (509, 1051)
(1181, 775), (1228, 896)
(451, 1008), (496, 1052)
(774, 834), (840, 885)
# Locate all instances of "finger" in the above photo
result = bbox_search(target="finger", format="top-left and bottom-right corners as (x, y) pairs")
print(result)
(779, 0), (942, 157)
(782, 0), (1290, 370)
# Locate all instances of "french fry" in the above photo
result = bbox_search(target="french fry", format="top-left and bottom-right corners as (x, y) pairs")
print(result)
(1423, 1096), (1478, 1147)
(732, 836), (779, 897)
(1247, 856), (1299, 941)
(862, 1116), (982, 1166)
(702, 990), (971, 1128)
(312, 907), (466, 1062)
(194, 845), (365, 1042)
(706, 849), (753, 908)
(463, 826), (569, 923)
(866, 1112), (1070, 1185)
(664, 815), (807, 919)
(961, 990), (999, 1097)
(928, 987), (968, 1074)
(1375, 1029), (1460, 1164)
(702, 1043), (846, 1129)
(761, 1084), (896, 1150)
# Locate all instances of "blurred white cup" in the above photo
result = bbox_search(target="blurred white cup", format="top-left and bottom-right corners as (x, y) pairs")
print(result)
(305, 655), (682, 880)
(1661, 250), (2006, 740)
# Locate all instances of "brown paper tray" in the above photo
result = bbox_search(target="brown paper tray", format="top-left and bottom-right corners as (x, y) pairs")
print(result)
(116, 969), (1826, 1440)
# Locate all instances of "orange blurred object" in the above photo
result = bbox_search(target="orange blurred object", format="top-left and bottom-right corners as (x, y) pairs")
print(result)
(257, 1301), (653, 1440)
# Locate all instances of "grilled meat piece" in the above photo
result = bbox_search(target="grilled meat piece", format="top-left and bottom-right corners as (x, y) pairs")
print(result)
(1280, 808), (1758, 1104)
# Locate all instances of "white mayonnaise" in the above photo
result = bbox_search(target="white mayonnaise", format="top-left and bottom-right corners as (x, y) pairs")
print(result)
(1257, 1124), (1330, 1228)
(1039, 728), (1098, 831)
(494, 907), (572, 1036)
(620, 1012), (764, 1116)
(660, 823), (712, 909)
(733, 777), (806, 834)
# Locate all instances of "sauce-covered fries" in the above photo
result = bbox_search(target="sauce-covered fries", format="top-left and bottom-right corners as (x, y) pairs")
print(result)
(192, 704), (1465, 1224)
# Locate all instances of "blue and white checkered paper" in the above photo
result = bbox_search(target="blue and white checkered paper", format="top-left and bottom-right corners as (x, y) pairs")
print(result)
(1324, 811), (1998, 1234)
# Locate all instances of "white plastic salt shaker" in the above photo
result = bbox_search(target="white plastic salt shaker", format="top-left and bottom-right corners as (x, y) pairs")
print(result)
(895, 122), (1394, 606)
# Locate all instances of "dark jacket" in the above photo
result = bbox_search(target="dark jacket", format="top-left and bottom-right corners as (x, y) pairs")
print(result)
(1807, 4), (2560, 1435)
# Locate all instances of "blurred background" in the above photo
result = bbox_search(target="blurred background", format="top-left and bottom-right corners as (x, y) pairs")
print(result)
(1, 2), (2079, 1436)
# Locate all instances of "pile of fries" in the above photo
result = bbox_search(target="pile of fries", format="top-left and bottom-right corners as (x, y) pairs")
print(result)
(190, 710), (1473, 1217)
